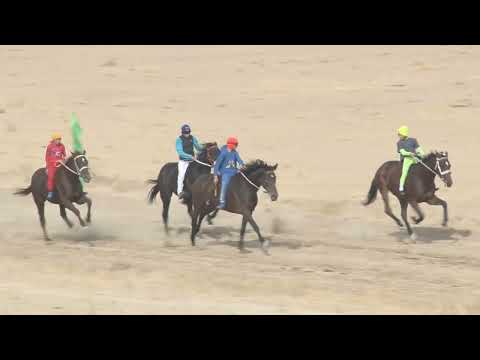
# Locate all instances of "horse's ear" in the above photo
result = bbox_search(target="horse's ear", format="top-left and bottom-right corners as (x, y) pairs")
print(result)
(83, 150), (86, 155)
(273, 163), (278, 170)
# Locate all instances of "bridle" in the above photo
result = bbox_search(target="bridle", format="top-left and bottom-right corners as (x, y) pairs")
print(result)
(56, 154), (89, 177)
(415, 154), (451, 184)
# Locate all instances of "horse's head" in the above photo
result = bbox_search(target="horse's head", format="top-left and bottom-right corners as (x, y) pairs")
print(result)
(262, 163), (279, 201)
(70, 150), (92, 183)
(433, 151), (452, 187)
(199, 142), (220, 165)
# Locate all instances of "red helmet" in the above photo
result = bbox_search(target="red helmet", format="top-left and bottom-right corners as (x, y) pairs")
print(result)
(227, 136), (238, 145)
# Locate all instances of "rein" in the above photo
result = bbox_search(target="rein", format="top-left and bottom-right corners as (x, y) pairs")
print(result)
(56, 154), (89, 177)
(239, 171), (269, 193)
(194, 159), (213, 167)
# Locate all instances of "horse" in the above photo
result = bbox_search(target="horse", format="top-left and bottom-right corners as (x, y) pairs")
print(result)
(147, 142), (220, 234)
(189, 159), (278, 253)
(14, 150), (93, 241)
(362, 151), (453, 241)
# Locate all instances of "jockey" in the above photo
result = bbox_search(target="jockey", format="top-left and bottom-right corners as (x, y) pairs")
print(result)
(176, 124), (203, 199)
(397, 125), (425, 195)
(214, 136), (245, 209)
(45, 133), (66, 200)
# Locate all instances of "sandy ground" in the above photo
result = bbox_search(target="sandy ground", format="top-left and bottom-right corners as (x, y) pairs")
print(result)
(1, 45), (479, 314)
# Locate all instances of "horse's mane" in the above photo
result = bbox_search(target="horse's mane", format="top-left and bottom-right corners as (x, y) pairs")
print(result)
(197, 142), (217, 161)
(243, 159), (276, 175)
(423, 151), (448, 161)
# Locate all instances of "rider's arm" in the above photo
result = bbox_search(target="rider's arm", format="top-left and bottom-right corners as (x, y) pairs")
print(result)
(399, 149), (413, 157)
(235, 152), (245, 169)
(414, 139), (425, 158)
(176, 137), (194, 161)
(415, 146), (425, 158)
(214, 151), (225, 176)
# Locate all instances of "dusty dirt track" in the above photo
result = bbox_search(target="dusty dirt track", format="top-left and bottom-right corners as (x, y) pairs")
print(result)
(0, 45), (479, 314)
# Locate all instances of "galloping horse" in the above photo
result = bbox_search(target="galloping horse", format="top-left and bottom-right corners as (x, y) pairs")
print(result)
(14, 150), (92, 241)
(189, 160), (279, 253)
(147, 142), (220, 234)
(363, 151), (453, 240)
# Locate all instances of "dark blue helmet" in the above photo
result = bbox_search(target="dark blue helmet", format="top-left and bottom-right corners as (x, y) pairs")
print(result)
(181, 124), (191, 134)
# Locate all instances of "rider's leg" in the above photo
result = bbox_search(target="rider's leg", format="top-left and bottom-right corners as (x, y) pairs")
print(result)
(399, 157), (414, 193)
(47, 164), (57, 199)
(177, 160), (190, 197)
(218, 172), (234, 209)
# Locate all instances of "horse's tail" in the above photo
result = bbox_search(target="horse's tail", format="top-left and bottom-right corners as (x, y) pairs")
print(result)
(14, 186), (32, 197)
(146, 179), (160, 204)
(362, 178), (378, 206)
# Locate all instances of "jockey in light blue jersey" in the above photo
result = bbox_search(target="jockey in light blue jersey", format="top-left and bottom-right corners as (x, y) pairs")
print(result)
(176, 124), (203, 199)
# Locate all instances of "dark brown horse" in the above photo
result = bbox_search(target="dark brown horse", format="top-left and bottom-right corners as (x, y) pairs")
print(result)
(147, 142), (220, 234)
(362, 151), (453, 241)
(14, 150), (93, 241)
(189, 160), (278, 253)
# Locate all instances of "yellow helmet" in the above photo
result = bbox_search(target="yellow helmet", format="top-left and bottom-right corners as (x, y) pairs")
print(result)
(51, 132), (62, 140)
(398, 125), (409, 137)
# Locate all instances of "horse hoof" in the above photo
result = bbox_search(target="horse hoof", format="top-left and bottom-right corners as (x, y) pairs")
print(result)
(442, 222), (448, 227)
(409, 233), (417, 243)
(261, 240), (271, 254)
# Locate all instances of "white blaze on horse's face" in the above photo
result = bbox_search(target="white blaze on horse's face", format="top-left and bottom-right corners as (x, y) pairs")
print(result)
(74, 154), (91, 183)
(435, 152), (453, 187)
(263, 170), (278, 201)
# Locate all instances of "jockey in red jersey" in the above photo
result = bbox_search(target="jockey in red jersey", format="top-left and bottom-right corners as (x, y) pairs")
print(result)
(45, 133), (66, 200)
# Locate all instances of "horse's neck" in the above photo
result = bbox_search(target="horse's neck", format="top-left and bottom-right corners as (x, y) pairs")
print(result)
(247, 169), (264, 187)
(62, 159), (80, 182)
(415, 156), (437, 180)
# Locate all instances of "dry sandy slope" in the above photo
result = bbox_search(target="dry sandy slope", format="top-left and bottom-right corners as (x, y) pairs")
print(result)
(0, 45), (479, 314)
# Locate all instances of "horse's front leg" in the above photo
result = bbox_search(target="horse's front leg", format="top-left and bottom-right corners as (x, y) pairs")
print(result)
(409, 200), (425, 225)
(207, 209), (219, 225)
(427, 195), (448, 227)
(60, 193), (86, 227)
(245, 212), (270, 254)
(59, 205), (74, 228)
(76, 194), (92, 224)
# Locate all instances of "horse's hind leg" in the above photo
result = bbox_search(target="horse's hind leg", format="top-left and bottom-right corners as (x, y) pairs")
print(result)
(409, 200), (425, 225)
(34, 197), (50, 241)
(380, 189), (403, 227)
(59, 205), (73, 228)
(427, 195), (448, 226)
(160, 191), (172, 234)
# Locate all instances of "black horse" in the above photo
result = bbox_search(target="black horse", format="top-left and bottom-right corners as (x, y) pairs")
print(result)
(190, 160), (278, 253)
(147, 142), (220, 234)
(363, 151), (453, 241)
(14, 150), (93, 241)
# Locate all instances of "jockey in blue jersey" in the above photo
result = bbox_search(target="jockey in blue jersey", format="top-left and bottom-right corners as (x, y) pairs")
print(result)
(214, 136), (245, 209)
(176, 124), (203, 199)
